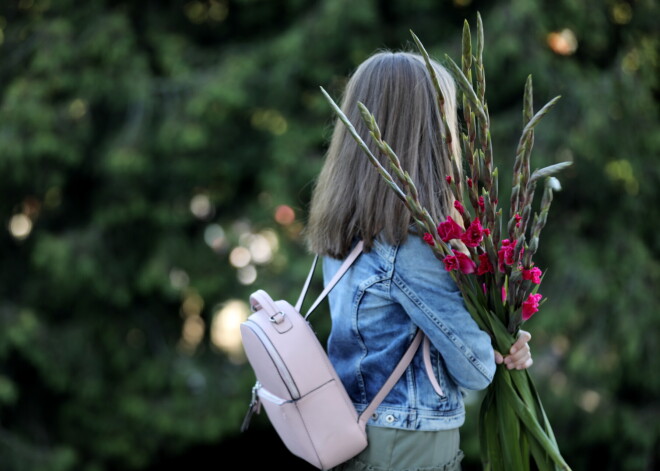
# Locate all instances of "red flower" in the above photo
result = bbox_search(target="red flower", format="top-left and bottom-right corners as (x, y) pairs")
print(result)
(445, 175), (452, 184)
(443, 255), (459, 271)
(497, 239), (516, 272)
(437, 216), (464, 242)
(443, 252), (476, 274)
(501, 285), (507, 304)
(422, 232), (435, 246)
(522, 266), (542, 284)
(467, 178), (473, 188)
(454, 200), (465, 215)
(461, 218), (485, 247)
(478, 196), (485, 212)
(522, 293), (542, 320)
(477, 253), (494, 275)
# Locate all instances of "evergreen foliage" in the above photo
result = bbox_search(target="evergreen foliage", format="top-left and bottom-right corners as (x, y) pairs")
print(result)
(0, 1), (657, 470)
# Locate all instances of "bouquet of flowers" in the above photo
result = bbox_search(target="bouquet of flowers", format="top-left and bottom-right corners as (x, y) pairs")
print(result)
(321, 14), (572, 471)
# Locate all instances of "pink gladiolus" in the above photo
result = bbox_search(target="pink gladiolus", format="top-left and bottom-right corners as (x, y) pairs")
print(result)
(478, 196), (485, 212)
(455, 252), (476, 274)
(522, 293), (542, 320)
(443, 255), (459, 272)
(461, 218), (485, 247)
(522, 266), (543, 284)
(446, 175), (452, 184)
(477, 253), (494, 275)
(454, 200), (465, 215)
(497, 239), (516, 272)
(443, 252), (476, 274)
(467, 178), (473, 188)
(437, 216), (464, 242)
(423, 232), (435, 246)
(501, 286), (507, 304)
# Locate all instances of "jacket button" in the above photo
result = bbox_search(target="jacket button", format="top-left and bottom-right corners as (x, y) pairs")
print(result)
(371, 413), (378, 419)
(385, 414), (395, 423)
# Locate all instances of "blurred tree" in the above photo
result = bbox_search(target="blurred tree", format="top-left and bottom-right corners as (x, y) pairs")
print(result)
(0, 0), (657, 470)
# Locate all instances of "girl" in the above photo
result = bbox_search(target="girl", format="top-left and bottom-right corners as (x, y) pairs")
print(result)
(305, 51), (533, 471)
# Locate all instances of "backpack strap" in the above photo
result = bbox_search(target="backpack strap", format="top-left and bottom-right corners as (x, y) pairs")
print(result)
(358, 329), (421, 426)
(295, 239), (444, 410)
(423, 334), (445, 397)
(296, 240), (365, 320)
(294, 254), (319, 313)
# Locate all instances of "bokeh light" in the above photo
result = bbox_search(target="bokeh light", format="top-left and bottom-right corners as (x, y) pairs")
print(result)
(251, 108), (288, 135)
(211, 300), (249, 363)
(229, 246), (251, 268)
(547, 29), (578, 55)
(605, 159), (638, 195)
(178, 290), (206, 354)
(579, 390), (601, 413)
(274, 204), (295, 225)
(190, 193), (213, 219)
(237, 265), (257, 285)
(169, 268), (190, 290)
(611, 2), (633, 24)
(181, 291), (204, 317)
(8, 214), (32, 240)
(204, 224), (227, 252)
(247, 233), (272, 264)
(69, 98), (88, 119)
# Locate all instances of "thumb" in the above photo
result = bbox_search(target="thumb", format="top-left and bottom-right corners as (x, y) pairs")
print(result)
(494, 350), (504, 364)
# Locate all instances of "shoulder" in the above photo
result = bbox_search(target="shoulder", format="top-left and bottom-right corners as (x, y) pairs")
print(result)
(394, 233), (460, 292)
(395, 233), (444, 272)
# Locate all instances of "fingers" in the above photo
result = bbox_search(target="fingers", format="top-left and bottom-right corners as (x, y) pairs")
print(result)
(504, 346), (532, 370)
(494, 350), (504, 364)
(503, 330), (533, 370)
(510, 330), (531, 354)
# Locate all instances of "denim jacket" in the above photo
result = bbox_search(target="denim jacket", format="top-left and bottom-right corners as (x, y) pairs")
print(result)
(322, 234), (496, 431)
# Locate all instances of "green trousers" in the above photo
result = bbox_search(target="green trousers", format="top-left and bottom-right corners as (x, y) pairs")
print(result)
(330, 425), (464, 471)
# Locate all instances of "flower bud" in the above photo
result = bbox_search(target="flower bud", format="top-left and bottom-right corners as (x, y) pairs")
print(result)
(548, 176), (562, 191)
(528, 236), (538, 254)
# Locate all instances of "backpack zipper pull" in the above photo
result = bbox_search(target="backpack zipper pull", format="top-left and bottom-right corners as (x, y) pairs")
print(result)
(240, 382), (262, 432)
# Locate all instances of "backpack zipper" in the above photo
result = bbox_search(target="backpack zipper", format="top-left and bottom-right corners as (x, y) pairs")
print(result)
(243, 319), (301, 400)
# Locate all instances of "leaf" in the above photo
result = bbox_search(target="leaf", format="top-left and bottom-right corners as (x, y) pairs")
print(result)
(523, 75), (534, 126)
(521, 95), (562, 138)
(527, 430), (556, 471)
(499, 375), (572, 470)
(479, 389), (493, 469)
(496, 374), (526, 470)
(484, 389), (506, 471)
(443, 54), (488, 123)
(530, 162), (573, 183)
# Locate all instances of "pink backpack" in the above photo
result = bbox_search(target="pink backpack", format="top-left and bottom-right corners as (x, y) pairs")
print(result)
(239, 241), (443, 470)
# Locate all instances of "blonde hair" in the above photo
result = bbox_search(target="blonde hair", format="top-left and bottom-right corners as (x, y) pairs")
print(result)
(305, 50), (462, 259)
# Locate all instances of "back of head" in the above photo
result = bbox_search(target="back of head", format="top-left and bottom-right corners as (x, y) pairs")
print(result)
(305, 50), (461, 259)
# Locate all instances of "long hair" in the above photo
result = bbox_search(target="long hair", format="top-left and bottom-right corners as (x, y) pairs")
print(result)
(305, 50), (462, 259)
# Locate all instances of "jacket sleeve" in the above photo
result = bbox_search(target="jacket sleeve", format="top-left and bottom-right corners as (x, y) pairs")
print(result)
(391, 236), (496, 391)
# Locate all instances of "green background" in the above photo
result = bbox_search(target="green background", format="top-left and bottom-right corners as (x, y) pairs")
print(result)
(0, 0), (658, 470)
